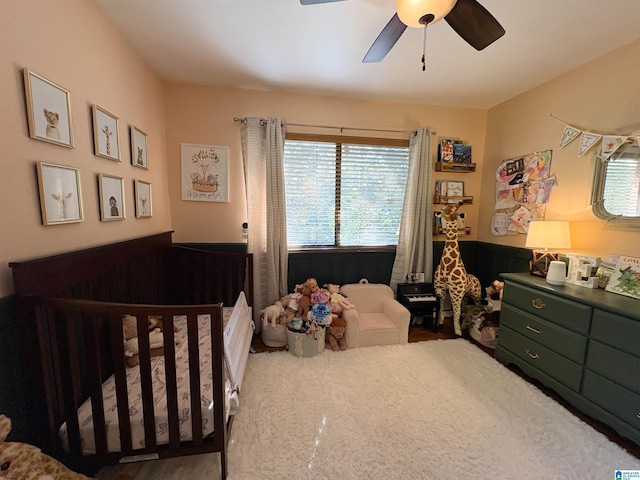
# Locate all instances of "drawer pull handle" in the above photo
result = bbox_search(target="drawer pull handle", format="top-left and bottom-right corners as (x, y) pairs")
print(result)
(526, 325), (542, 334)
(531, 298), (546, 309)
(525, 349), (540, 359)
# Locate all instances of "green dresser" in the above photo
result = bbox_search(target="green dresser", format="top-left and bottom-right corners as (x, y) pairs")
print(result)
(495, 272), (640, 446)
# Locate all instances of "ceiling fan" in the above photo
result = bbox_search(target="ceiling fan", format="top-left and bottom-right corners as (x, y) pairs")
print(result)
(300, 0), (505, 64)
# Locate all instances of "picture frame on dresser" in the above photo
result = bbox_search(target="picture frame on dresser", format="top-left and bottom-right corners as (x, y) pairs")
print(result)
(36, 162), (84, 225)
(23, 68), (74, 148)
(98, 173), (125, 221)
(92, 105), (120, 161)
(131, 125), (148, 169)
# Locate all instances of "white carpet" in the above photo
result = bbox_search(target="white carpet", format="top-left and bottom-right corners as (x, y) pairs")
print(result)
(99, 339), (640, 479)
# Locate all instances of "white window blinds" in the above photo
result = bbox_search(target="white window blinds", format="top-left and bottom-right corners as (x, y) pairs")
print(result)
(603, 147), (640, 216)
(284, 136), (409, 248)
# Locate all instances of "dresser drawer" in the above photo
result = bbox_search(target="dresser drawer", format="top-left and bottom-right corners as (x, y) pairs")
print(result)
(498, 325), (583, 391)
(586, 340), (640, 395)
(503, 281), (591, 334)
(500, 303), (587, 364)
(590, 309), (640, 357)
(583, 370), (640, 432)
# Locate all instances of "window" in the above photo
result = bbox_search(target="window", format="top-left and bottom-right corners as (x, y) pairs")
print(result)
(592, 140), (640, 227)
(284, 134), (410, 248)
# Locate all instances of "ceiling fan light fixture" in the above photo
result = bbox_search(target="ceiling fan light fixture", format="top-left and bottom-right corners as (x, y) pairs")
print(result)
(396, 0), (457, 28)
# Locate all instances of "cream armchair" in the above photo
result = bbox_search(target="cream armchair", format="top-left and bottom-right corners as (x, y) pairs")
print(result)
(340, 283), (410, 348)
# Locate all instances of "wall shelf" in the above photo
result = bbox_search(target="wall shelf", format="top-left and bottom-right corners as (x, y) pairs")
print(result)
(433, 195), (473, 204)
(435, 162), (476, 172)
(434, 227), (471, 235)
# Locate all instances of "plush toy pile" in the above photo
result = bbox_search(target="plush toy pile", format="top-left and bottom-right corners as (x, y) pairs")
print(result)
(462, 280), (502, 349)
(260, 278), (354, 351)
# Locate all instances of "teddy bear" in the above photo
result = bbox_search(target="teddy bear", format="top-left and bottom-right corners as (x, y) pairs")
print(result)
(326, 317), (348, 351)
(323, 283), (355, 314)
(122, 314), (174, 367)
(296, 284), (312, 319)
(260, 301), (285, 329)
(305, 277), (319, 295)
(280, 294), (298, 325)
(0, 414), (97, 480)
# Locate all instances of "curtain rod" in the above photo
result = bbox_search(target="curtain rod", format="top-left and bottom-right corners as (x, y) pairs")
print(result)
(233, 117), (436, 136)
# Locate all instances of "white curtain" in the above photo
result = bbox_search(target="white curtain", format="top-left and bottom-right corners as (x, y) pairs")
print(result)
(241, 117), (288, 331)
(390, 128), (434, 291)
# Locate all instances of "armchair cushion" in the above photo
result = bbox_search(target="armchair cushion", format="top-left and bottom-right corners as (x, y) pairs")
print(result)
(340, 283), (410, 348)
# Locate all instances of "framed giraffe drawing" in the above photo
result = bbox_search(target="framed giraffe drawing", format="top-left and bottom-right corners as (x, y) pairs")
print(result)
(92, 105), (120, 161)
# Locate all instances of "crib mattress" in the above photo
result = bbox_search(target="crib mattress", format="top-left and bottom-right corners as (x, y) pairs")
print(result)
(59, 293), (253, 455)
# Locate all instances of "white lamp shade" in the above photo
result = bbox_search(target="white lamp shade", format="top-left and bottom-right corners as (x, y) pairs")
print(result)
(525, 221), (571, 250)
(396, 0), (457, 28)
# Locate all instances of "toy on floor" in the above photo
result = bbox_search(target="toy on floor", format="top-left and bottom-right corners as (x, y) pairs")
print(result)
(433, 202), (482, 336)
(326, 317), (348, 351)
(260, 301), (285, 329)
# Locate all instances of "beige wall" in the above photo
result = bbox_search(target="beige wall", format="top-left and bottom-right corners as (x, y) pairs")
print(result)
(4, 0), (639, 298)
(0, 0), (170, 296)
(480, 39), (640, 258)
(164, 83), (487, 244)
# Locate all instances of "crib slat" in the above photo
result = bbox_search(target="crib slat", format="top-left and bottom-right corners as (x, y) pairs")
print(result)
(57, 309), (83, 455)
(136, 315), (157, 451)
(109, 313), (133, 454)
(82, 312), (108, 457)
(186, 313), (203, 446)
(162, 315), (180, 450)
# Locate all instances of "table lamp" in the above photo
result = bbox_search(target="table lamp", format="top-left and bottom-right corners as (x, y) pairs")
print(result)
(525, 221), (571, 284)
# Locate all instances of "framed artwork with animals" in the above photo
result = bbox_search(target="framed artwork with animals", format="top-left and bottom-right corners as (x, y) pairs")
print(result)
(98, 173), (125, 221)
(131, 125), (148, 169)
(23, 68), (74, 148)
(36, 162), (84, 225)
(92, 105), (120, 161)
(134, 179), (152, 218)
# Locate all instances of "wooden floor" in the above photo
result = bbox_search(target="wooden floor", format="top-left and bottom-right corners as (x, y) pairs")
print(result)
(251, 317), (640, 461)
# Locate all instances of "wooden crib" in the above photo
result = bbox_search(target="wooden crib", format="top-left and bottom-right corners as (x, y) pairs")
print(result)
(9, 231), (254, 479)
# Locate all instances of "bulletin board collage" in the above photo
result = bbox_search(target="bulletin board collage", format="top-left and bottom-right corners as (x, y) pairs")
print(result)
(492, 150), (556, 236)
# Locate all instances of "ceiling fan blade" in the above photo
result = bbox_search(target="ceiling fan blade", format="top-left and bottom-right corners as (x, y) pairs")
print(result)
(300, 0), (345, 4)
(363, 14), (407, 63)
(444, 0), (505, 50)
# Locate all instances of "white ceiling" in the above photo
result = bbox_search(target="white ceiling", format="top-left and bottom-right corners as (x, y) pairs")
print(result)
(90, 0), (640, 109)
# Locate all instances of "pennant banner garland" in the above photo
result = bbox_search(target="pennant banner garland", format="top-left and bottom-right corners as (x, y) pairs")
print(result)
(578, 132), (602, 157)
(559, 125), (581, 149)
(554, 115), (640, 161)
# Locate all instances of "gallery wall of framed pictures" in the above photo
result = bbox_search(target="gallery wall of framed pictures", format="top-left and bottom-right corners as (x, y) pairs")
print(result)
(23, 66), (157, 227)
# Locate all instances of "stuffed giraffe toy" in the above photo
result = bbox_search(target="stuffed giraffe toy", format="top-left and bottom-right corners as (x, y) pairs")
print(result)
(433, 202), (482, 336)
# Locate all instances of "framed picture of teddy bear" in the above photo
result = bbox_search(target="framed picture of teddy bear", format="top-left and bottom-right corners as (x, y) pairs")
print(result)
(23, 68), (74, 148)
